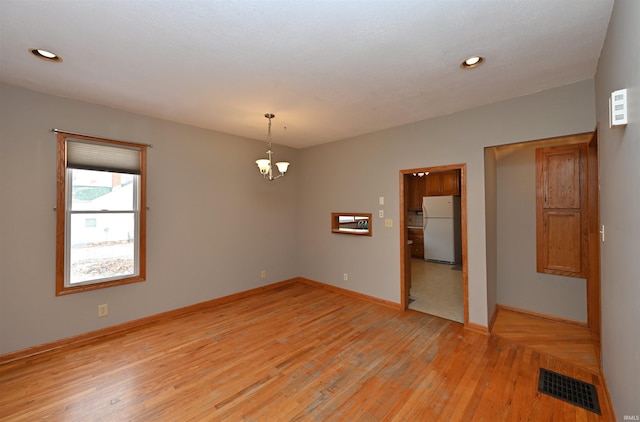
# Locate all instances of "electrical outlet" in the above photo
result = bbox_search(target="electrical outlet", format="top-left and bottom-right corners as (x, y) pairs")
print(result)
(98, 304), (108, 317)
(343, 273), (348, 281)
(260, 270), (267, 278)
(379, 210), (384, 218)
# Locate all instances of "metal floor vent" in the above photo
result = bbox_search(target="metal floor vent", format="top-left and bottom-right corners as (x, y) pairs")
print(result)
(538, 368), (601, 414)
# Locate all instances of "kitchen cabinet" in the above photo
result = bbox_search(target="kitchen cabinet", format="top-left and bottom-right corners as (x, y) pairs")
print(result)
(425, 170), (460, 196)
(408, 228), (424, 259)
(407, 175), (426, 211)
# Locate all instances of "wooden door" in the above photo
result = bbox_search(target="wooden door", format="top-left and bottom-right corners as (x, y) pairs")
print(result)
(536, 143), (587, 278)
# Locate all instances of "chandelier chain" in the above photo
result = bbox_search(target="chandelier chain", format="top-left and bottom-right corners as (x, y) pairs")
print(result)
(266, 114), (272, 150)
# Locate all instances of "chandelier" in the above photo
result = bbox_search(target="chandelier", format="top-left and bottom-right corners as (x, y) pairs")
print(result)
(255, 113), (290, 181)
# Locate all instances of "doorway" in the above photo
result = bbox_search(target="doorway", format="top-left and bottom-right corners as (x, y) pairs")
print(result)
(400, 164), (468, 326)
(486, 130), (601, 358)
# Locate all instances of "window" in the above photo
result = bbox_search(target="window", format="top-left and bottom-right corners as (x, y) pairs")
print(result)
(56, 131), (147, 295)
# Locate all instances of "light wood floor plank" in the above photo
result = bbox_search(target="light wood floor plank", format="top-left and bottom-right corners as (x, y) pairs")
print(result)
(0, 282), (613, 421)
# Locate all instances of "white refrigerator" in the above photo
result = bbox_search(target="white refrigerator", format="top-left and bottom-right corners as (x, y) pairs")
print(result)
(422, 196), (457, 263)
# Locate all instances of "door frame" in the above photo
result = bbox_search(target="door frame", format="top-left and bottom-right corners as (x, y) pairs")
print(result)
(399, 163), (469, 326)
(587, 129), (601, 359)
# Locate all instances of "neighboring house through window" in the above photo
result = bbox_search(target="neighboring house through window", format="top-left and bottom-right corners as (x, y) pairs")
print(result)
(55, 131), (147, 295)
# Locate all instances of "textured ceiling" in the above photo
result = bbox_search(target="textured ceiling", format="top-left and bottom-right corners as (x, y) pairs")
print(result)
(0, 0), (613, 148)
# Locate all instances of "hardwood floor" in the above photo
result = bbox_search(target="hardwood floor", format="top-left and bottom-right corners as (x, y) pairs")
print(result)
(491, 306), (600, 374)
(0, 282), (613, 421)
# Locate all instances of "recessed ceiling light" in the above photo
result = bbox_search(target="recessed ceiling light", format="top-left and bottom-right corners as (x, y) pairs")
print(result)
(460, 56), (484, 69)
(29, 48), (62, 62)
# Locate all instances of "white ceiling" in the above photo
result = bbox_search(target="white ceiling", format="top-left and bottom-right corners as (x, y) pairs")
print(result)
(0, 0), (613, 149)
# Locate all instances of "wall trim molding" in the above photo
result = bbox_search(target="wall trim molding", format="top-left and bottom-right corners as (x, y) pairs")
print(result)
(2, 276), (491, 365)
(0, 278), (300, 365)
(464, 322), (489, 335)
(600, 369), (617, 422)
(495, 304), (588, 328)
(488, 305), (499, 332)
(297, 277), (401, 310)
(1, 277), (405, 365)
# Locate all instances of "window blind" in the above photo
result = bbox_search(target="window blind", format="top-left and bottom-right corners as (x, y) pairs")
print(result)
(66, 138), (141, 174)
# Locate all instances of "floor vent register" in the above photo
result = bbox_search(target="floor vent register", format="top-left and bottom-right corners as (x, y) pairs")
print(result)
(538, 368), (601, 414)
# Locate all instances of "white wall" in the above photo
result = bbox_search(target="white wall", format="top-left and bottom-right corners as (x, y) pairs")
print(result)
(297, 79), (596, 327)
(594, 0), (640, 417)
(0, 83), (300, 354)
(495, 143), (587, 322)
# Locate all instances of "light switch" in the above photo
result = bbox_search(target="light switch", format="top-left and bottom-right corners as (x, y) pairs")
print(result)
(384, 219), (393, 228)
(610, 89), (628, 126)
(379, 196), (384, 205)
